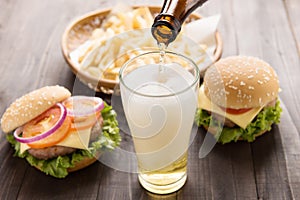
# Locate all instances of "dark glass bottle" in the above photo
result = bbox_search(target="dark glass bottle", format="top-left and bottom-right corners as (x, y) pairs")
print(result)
(152, 0), (208, 45)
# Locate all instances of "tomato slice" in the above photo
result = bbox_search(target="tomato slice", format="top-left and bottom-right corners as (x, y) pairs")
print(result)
(220, 107), (252, 115)
(23, 107), (61, 136)
(23, 107), (71, 148)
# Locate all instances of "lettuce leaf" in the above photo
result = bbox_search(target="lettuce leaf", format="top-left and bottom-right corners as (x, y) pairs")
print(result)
(6, 103), (121, 178)
(195, 100), (282, 144)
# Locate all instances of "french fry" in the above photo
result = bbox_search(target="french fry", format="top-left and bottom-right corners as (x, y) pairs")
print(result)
(70, 5), (207, 81)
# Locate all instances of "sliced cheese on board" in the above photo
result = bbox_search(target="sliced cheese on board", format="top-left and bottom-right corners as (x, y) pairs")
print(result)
(198, 85), (264, 129)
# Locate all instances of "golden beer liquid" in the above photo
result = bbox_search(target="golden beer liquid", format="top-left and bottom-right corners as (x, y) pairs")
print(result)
(138, 152), (188, 194)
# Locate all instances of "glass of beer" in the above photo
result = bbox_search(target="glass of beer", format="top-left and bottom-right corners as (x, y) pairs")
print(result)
(119, 51), (199, 194)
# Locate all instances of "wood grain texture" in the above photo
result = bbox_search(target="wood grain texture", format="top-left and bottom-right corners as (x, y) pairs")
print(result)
(229, 0), (300, 198)
(284, 0), (300, 55)
(0, 0), (300, 199)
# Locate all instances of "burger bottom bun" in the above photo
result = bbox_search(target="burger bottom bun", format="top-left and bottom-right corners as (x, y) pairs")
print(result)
(203, 126), (268, 142)
(33, 153), (101, 175)
(68, 156), (98, 173)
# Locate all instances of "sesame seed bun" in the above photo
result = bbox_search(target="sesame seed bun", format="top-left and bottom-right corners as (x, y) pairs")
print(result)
(204, 56), (279, 109)
(1, 85), (71, 133)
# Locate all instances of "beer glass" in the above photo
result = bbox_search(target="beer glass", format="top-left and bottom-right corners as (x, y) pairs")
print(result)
(119, 51), (199, 194)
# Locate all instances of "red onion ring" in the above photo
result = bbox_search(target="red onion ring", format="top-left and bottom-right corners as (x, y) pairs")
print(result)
(13, 103), (67, 144)
(63, 96), (104, 117)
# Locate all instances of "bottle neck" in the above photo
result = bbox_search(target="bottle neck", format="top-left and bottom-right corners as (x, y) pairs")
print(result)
(151, 14), (181, 45)
(161, 0), (207, 24)
(151, 0), (208, 45)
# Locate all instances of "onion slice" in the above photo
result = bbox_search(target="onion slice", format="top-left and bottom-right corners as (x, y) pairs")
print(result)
(63, 96), (104, 117)
(13, 103), (67, 143)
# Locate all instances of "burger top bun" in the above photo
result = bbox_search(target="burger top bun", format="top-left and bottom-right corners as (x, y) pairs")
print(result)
(1, 85), (71, 133)
(204, 56), (279, 109)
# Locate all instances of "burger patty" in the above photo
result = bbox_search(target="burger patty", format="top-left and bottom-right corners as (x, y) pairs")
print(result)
(27, 115), (104, 160)
(28, 146), (76, 160)
(209, 99), (277, 128)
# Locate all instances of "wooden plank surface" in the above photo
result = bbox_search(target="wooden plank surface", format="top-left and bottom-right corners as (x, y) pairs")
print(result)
(284, 0), (300, 55)
(0, 0), (300, 199)
(229, 0), (299, 199)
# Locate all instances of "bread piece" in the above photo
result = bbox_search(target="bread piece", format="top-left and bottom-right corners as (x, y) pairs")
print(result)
(203, 125), (267, 141)
(1, 85), (71, 133)
(33, 153), (101, 174)
(67, 157), (97, 172)
(204, 56), (279, 109)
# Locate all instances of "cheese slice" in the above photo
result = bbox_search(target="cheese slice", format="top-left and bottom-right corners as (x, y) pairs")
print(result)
(198, 85), (264, 129)
(20, 128), (92, 154)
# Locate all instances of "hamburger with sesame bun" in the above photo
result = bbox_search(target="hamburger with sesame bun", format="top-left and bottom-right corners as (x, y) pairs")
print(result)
(1, 85), (120, 178)
(196, 56), (282, 144)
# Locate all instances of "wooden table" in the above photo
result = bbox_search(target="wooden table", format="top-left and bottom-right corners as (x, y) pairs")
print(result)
(1, 0), (300, 199)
